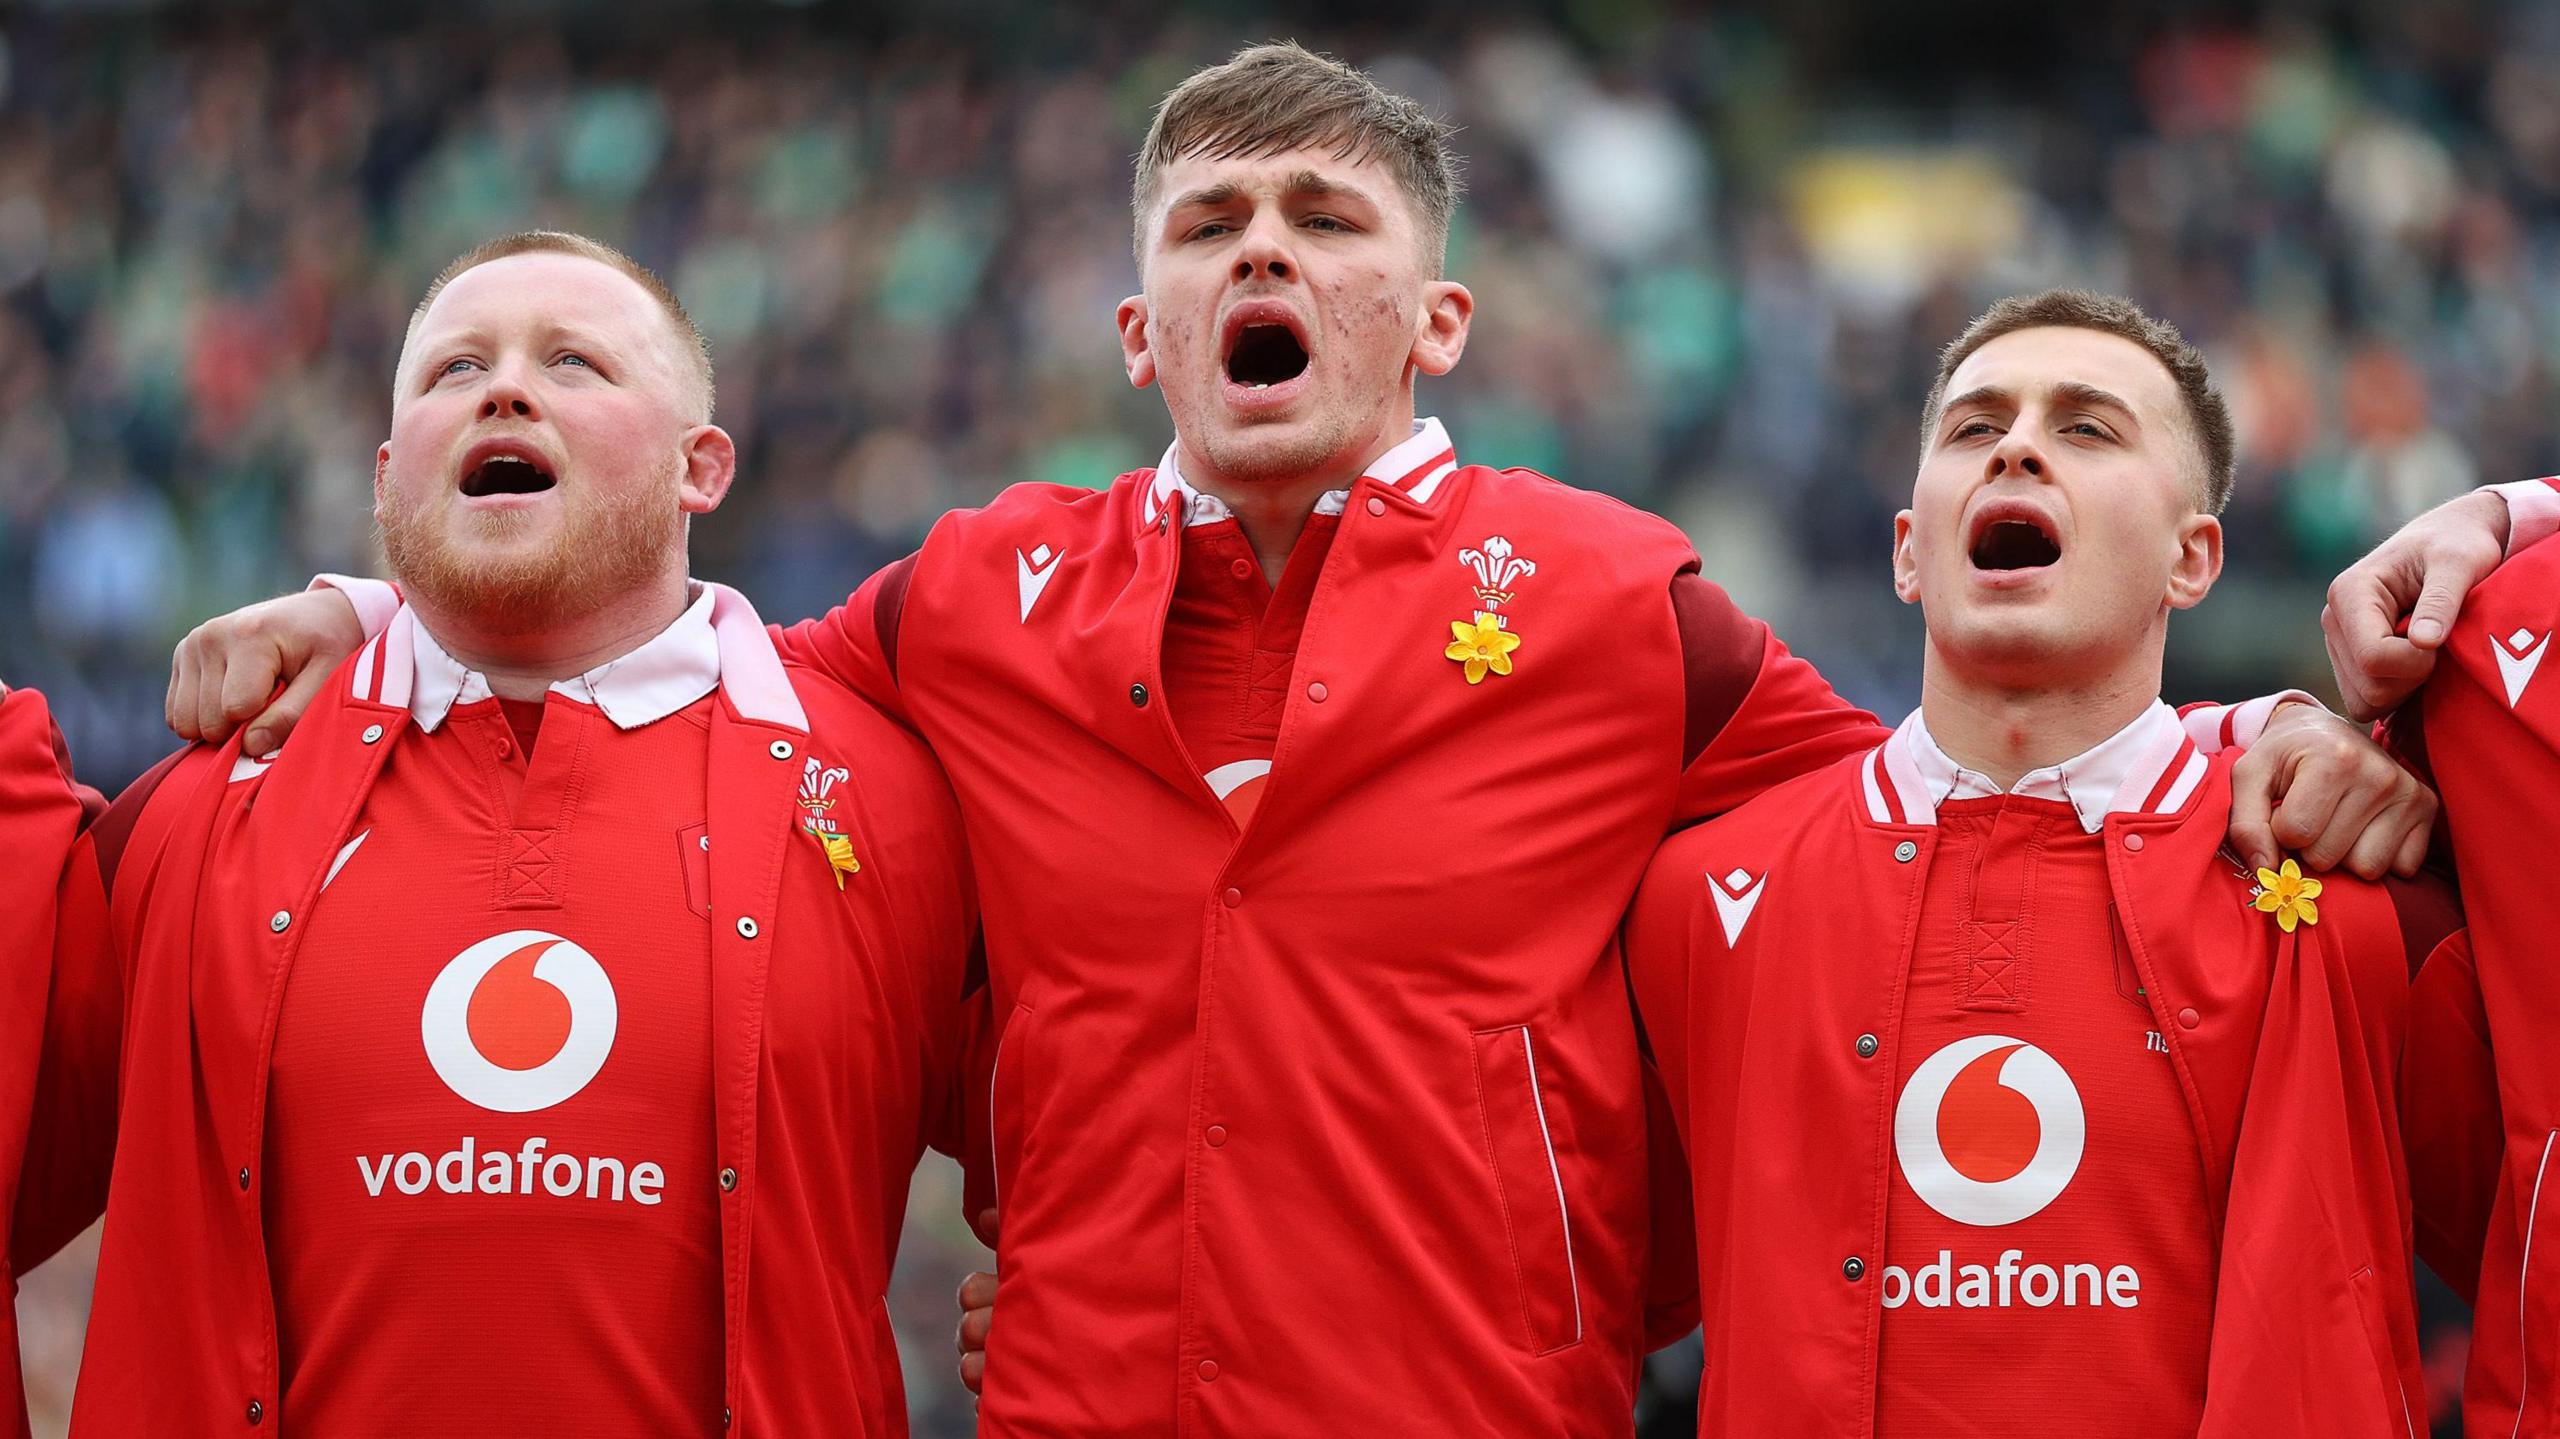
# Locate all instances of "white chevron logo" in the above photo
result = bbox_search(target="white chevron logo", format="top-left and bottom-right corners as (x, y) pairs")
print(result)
(2495, 627), (2550, 708)
(1016, 544), (1061, 623)
(1709, 867), (1766, 946)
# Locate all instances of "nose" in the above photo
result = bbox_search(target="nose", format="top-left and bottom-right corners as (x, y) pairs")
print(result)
(1230, 211), (1296, 285)
(479, 357), (541, 422)
(1987, 427), (2046, 481)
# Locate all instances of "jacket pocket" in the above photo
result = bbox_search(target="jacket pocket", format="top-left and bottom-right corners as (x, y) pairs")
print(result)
(2347, 1264), (2417, 1438)
(1471, 1023), (1584, 1355)
(2520, 1128), (2560, 1432)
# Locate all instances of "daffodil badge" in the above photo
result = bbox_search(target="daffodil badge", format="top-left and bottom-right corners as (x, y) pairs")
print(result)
(797, 756), (862, 889)
(1448, 535), (1537, 686)
(2248, 858), (2320, 933)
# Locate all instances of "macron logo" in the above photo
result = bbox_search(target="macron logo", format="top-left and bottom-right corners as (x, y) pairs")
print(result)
(2494, 627), (2550, 708)
(1017, 544), (1061, 622)
(1709, 867), (1766, 946)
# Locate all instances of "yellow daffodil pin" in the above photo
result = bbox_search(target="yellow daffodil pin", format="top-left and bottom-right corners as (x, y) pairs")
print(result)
(1445, 611), (1522, 685)
(804, 822), (861, 889)
(2250, 858), (2320, 932)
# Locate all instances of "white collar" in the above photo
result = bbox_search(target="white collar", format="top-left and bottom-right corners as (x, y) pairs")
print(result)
(347, 581), (808, 735)
(1141, 416), (1460, 530)
(1861, 700), (2206, 833)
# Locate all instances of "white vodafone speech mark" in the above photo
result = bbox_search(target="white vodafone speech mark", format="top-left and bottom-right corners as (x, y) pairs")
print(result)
(1893, 1034), (2084, 1227)
(421, 930), (618, 1113)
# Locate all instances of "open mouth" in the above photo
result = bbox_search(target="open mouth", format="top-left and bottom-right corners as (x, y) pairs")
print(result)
(1225, 323), (1310, 388)
(1968, 517), (2062, 572)
(460, 454), (556, 499)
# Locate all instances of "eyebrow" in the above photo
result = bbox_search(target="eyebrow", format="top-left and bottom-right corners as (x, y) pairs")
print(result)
(1165, 169), (1379, 217)
(1939, 380), (2139, 426)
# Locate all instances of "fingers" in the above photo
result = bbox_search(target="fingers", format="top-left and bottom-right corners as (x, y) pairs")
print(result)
(245, 651), (340, 758)
(2261, 738), (2360, 872)
(2224, 747), (2281, 875)
(2389, 795), (2437, 879)
(973, 1206), (999, 1246)
(956, 1268), (997, 1398)
(168, 629), (204, 740)
(2406, 566), (2473, 651)
(2292, 767), (2392, 876)
(213, 632), (287, 748)
(2338, 786), (2437, 882)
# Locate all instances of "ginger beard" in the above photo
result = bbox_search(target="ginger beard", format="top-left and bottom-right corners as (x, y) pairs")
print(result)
(376, 450), (681, 633)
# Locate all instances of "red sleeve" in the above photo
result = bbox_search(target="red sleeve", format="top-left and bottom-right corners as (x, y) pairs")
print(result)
(770, 554), (917, 724)
(1668, 573), (1888, 824)
(1623, 846), (1703, 1347)
(0, 691), (115, 1276)
(2404, 924), (2496, 1306)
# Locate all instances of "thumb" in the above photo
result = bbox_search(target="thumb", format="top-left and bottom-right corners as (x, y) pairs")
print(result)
(2225, 759), (2280, 875)
(243, 654), (340, 758)
(2406, 567), (2471, 649)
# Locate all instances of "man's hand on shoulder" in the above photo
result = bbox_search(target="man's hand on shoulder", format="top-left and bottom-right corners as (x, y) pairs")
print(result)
(2323, 489), (2510, 722)
(2227, 702), (2436, 881)
(167, 589), (366, 757)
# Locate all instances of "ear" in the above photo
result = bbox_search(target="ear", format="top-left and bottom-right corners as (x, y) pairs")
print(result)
(1117, 295), (1156, 389)
(676, 425), (739, 516)
(1411, 281), (1473, 377)
(2165, 512), (2223, 610)
(1891, 510), (1921, 604)
(373, 443), (392, 515)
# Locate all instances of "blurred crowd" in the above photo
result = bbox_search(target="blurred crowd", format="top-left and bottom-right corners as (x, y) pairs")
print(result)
(8, 1), (2554, 1433)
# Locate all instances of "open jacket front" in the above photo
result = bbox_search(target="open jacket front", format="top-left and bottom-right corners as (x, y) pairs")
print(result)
(1627, 737), (2432, 1438)
(32, 587), (975, 1437)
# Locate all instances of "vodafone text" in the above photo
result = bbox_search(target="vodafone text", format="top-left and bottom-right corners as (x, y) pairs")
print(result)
(357, 1134), (665, 1205)
(1879, 1249), (2141, 1309)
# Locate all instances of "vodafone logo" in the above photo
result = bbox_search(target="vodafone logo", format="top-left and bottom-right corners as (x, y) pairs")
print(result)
(1893, 1035), (2084, 1227)
(420, 931), (617, 1113)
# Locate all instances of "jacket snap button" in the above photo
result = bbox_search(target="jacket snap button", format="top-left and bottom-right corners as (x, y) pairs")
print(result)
(361, 723), (383, 744)
(769, 739), (794, 760)
(2123, 832), (2146, 852)
(1230, 558), (1254, 580)
(723, 1408), (733, 1429)
(1306, 682), (1328, 703)
(269, 910), (291, 933)
(1221, 887), (1243, 909)
(736, 917), (759, 939)
(238, 1166), (252, 1190)
(2177, 1007), (2201, 1030)
(719, 1166), (739, 1192)
(246, 1399), (264, 1425)
(1206, 1125), (1228, 1148)
(1130, 683), (1150, 707)
(1842, 1256), (1866, 1281)
(1197, 1359), (1220, 1382)
(1855, 1034), (1878, 1059)
(1893, 841), (1917, 863)
(1366, 497), (1386, 517)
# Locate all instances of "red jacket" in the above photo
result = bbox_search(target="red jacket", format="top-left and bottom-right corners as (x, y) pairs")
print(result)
(2388, 512), (2560, 1435)
(774, 427), (1890, 1436)
(1627, 729), (2435, 1437)
(0, 689), (105, 1439)
(23, 587), (976, 1437)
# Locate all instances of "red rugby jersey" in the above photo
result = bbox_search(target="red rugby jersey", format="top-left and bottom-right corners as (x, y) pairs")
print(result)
(1873, 710), (2219, 1436)
(260, 597), (726, 1432)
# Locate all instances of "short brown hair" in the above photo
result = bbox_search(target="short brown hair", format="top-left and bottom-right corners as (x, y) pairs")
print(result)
(1133, 42), (1463, 269)
(1922, 289), (2237, 514)
(405, 231), (714, 421)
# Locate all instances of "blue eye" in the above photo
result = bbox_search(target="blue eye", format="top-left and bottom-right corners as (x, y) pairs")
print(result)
(558, 353), (590, 368)
(439, 358), (479, 377)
